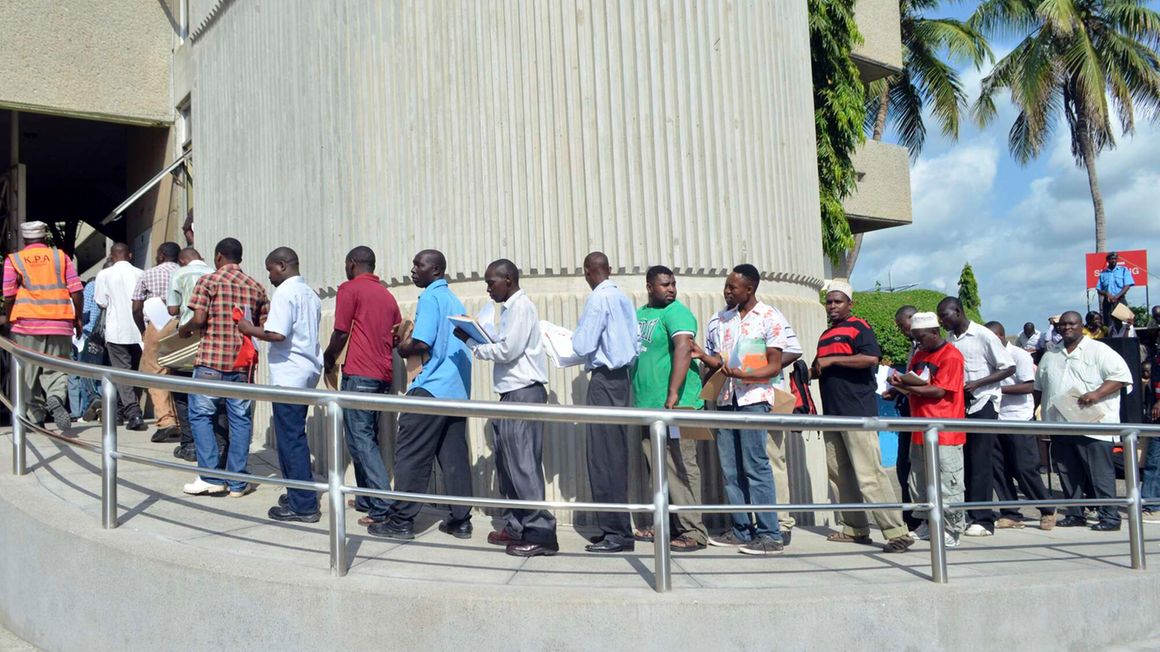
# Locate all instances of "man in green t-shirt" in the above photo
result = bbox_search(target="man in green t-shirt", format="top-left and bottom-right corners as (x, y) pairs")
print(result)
(632, 265), (708, 551)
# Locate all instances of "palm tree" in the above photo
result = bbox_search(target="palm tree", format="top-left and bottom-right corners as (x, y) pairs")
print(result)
(972, 0), (1160, 252)
(838, 0), (991, 278)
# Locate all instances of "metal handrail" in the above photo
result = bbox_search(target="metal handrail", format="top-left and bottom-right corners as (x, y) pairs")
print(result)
(1, 336), (1155, 591)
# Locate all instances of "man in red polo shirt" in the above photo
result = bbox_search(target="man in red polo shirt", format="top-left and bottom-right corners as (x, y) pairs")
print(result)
(888, 311), (966, 548)
(323, 246), (402, 526)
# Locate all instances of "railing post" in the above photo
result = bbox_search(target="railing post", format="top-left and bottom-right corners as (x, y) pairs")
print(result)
(1122, 430), (1145, 571)
(923, 425), (947, 584)
(100, 377), (118, 529)
(649, 419), (671, 593)
(10, 355), (27, 475)
(327, 401), (348, 577)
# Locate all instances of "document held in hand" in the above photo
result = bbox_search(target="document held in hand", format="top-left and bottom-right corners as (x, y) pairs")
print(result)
(1051, 386), (1114, 423)
(539, 321), (584, 368)
(448, 315), (495, 345)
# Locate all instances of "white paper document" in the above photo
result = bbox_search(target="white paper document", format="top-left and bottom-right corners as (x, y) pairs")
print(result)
(143, 297), (173, 329)
(539, 321), (585, 368)
(1050, 386), (1114, 424)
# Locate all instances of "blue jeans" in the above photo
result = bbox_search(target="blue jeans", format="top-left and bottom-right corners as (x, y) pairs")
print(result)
(715, 400), (782, 541)
(274, 402), (318, 514)
(1142, 437), (1160, 513)
(188, 366), (253, 492)
(341, 375), (393, 520)
(68, 350), (99, 418)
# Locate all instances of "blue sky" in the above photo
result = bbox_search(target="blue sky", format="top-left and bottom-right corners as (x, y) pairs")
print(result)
(850, 2), (1160, 332)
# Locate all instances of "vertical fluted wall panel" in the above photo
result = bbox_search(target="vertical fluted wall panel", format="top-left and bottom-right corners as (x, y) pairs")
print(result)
(191, 0), (831, 524)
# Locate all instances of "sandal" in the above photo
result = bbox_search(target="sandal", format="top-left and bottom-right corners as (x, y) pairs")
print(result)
(881, 536), (913, 554)
(357, 515), (385, 527)
(827, 532), (873, 545)
(633, 529), (655, 542)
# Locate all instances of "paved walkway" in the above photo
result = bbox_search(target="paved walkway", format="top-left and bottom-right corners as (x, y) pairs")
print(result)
(0, 625), (36, 652)
(4, 422), (1158, 594)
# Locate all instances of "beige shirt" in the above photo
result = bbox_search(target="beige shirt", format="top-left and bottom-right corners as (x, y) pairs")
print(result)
(1034, 336), (1133, 441)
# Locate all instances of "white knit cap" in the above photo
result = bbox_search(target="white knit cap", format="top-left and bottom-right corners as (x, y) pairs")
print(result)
(20, 221), (47, 239)
(824, 279), (854, 301)
(911, 312), (939, 330)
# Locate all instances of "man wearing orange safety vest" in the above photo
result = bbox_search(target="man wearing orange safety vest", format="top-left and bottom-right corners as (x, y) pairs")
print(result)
(1, 221), (85, 433)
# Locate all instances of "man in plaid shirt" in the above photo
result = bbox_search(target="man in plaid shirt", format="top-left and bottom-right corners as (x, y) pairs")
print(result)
(131, 242), (181, 443)
(178, 238), (269, 497)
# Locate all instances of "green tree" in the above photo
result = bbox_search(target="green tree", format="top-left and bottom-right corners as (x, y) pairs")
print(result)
(972, 0), (1160, 252)
(957, 261), (981, 312)
(837, 0), (991, 278)
(810, 0), (864, 264)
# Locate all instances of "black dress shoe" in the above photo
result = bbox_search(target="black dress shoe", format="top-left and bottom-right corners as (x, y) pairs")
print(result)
(367, 521), (415, 540)
(1091, 521), (1121, 532)
(438, 518), (474, 539)
(267, 505), (322, 523)
(173, 445), (198, 462)
(151, 426), (179, 443)
(585, 539), (634, 553)
(506, 542), (559, 558)
(125, 416), (148, 431)
(781, 530), (792, 547)
(278, 494), (289, 508)
(1056, 516), (1089, 527)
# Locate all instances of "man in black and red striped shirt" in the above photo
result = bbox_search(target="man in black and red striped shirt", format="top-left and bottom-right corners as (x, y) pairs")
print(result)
(811, 280), (912, 553)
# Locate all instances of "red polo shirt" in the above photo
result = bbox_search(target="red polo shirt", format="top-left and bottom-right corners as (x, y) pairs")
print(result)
(333, 274), (402, 383)
(908, 341), (966, 446)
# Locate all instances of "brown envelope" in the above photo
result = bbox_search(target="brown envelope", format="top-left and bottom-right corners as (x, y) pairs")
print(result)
(699, 369), (726, 401)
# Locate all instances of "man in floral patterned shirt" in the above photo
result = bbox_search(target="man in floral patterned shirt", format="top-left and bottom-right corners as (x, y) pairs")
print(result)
(693, 264), (787, 556)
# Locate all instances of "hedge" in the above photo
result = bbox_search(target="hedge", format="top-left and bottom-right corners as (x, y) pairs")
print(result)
(848, 289), (984, 366)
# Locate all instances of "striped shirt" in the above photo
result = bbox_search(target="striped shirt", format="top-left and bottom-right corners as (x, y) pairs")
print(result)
(816, 316), (882, 417)
(2, 244), (82, 337)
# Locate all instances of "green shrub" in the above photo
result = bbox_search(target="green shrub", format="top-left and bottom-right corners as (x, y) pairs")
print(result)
(848, 289), (983, 366)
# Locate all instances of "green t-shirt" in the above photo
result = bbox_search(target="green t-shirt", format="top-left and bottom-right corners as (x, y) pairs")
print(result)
(633, 300), (704, 409)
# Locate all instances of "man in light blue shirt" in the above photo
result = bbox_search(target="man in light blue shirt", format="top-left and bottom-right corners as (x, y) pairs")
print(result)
(369, 249), (475, 542)
(1096, 251), (1135, 327)
(237, 247), (322, 521)
(572, 252), (640, 553)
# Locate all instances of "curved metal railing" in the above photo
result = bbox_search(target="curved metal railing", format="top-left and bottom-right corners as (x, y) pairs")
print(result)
(1, 336), (1156, 591)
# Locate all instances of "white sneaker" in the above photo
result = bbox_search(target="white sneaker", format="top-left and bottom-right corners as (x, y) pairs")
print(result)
(964, 524), (993, 537)
(228, 483), (255, 498)
(944, 532), (960, 548)
(183, 478), (228, 496)
(908, 523), (930, 541)
(1142, 511), (1160, 524)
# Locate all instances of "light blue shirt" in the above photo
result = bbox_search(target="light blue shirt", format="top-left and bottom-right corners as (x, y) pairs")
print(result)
(1096, 265), (1134, 297)
(264, 275), (322, 388)
(410, 278), (472, 400)
(572, 279), (640, 371)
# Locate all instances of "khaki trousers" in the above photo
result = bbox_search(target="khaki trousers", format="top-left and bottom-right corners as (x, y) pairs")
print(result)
(766, 431), (797, 530)
(141, 321), (177, 429)
(12, 333), (71, 423)
(640, 433), (708, 544)
(824, 430), (908, 540)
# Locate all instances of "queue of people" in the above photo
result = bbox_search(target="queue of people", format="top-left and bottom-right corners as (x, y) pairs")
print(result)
(3, 223), (1156, 558)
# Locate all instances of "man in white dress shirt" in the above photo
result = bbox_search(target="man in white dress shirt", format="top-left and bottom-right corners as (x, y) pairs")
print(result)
(94, 243), (146, 431)
(460, 259), (557, 557)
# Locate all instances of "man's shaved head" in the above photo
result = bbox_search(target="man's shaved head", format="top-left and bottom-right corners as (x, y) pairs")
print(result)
(110, 243), (132, 262)
(582, 251), (611, 290)
(417, 249), (446, 274)
(584, 251), (609, 270)
(178, 247), (202, 265)
(266, 246), (299, 267)
(347, 246), (376, 270)
(486, 258), (520, 282)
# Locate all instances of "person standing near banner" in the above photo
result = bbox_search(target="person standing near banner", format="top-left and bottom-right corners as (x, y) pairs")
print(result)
(1096, 252), (1135, 327)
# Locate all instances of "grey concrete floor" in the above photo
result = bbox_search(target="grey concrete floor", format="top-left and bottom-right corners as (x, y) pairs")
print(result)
(0, 625), (36, 652)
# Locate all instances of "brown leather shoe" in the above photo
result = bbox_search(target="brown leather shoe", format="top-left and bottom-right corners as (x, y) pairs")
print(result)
(670, 534), (705, 552)
(487, 529), (522, 546)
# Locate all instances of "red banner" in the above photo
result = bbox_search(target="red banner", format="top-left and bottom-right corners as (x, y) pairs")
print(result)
(1086, 249), (1148, 290)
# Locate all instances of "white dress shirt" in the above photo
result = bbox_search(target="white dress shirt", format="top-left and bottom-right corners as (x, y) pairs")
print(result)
(1035, 337), (1133, 441)
(94, 260), (144, 346)
(947, 321), (1014, 415)
(471, 289), (549, 394)
(998, 343), (1035, 421)
(264, 275), (323, 388)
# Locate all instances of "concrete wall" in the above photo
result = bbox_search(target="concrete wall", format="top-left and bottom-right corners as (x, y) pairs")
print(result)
(188, 0), (832, 522)
(844, 139), (913, 233)
(852, 0), (904, 83)
(0, 0), (177, 125)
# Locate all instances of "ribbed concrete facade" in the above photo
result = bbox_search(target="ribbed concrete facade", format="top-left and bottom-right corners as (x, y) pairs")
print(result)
(189, 0), (829, 521)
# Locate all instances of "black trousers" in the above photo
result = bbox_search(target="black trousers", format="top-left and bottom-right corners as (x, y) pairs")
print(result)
(965, 402), (999, 531)
(106, 343), (143, 421)
(585, 367), (633, 545)
(993, 424), (1053, 517)
(894, 398), (922, 529)
(387, 387), (474, 527)
(1054, 436), (1120, 525)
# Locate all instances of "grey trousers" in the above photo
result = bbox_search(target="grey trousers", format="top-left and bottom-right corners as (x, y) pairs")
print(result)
(585, 367), (633, 545)
(493, 383), (557, 545)
(106, 342), (143, 421)
(1054, 436), (1120, 525)
(12, 333), (71, 422)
